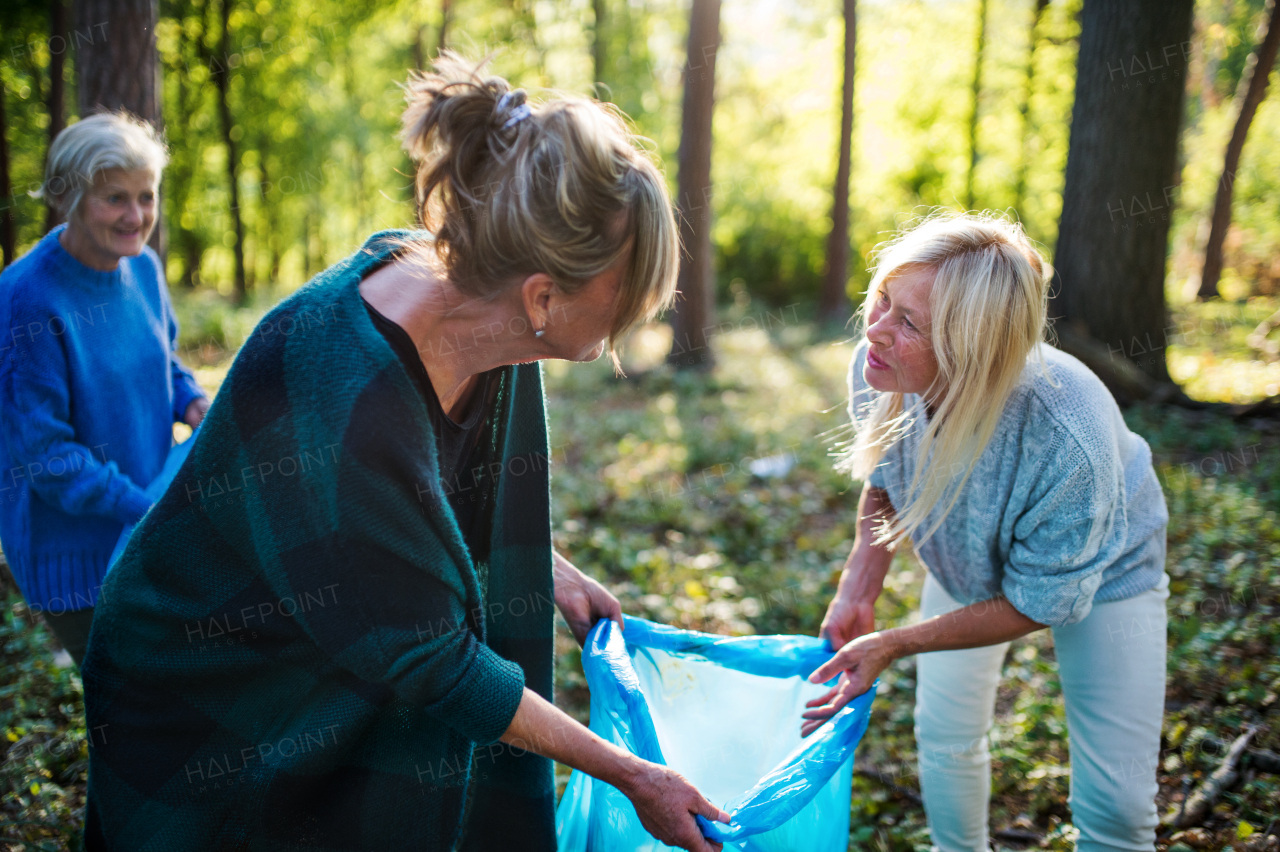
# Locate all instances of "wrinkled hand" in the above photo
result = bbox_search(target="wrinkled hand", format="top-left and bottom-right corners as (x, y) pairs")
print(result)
(622, 762), (729, 852)
(553, 551), (623, 645)
(800, 632), (892, 738)
(818, 594), (876, 650)
(183, 397), (210, 428)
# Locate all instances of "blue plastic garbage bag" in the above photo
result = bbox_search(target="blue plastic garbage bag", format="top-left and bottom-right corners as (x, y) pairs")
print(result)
(107, 426), (200, 572)
(555, 616), (875, 852)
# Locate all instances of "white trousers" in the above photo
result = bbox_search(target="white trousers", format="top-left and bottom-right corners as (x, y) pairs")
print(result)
(913, 571), (1169, 852)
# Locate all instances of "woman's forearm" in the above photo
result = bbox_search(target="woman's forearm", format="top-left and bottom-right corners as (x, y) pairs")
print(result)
(500, 687), (644, 794)
(882, 595), (1044, 658)
(834, 485), (896, 603)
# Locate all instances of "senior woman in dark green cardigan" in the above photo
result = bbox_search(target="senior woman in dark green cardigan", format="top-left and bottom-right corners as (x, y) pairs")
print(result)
(81, 58), (728, 852)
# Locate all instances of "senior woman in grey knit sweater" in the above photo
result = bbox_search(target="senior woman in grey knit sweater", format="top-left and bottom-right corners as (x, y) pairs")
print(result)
(802, 213), (1169, 852)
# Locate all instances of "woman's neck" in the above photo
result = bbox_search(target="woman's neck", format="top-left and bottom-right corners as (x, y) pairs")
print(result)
(59, 224), (123, 272)
(358, 257), (534, 417)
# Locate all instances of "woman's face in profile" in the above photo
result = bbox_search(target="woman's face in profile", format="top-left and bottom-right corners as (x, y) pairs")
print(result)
(862, 267), (940, 397)
(545, 258), (625, 364)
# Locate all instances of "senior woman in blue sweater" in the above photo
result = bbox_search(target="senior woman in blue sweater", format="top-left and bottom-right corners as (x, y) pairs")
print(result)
(0, 112), (207, 665)
(802, 213), (1169, 852)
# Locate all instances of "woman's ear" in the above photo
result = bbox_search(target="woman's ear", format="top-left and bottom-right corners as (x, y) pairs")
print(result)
(520, 273), (558, 332)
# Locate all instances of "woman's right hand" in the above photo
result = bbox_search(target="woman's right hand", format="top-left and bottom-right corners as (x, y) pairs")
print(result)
(620, 761), (729, 852)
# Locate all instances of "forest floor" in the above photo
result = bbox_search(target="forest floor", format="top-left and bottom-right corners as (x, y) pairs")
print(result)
(1, 296), (1278, 851)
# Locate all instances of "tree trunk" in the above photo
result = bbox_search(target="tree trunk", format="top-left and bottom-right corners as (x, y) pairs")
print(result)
(593, 0), (607, 93)
(965, 0), (988, 212)
(212, 0), (247, 301)
(412, 23), (427, 71)
(46, 0), (69, 233)
(667, 0), (720, 370)
(1049, 0), (1195, 385)
(74, 0), (159, 118)
(819, 0), (856, 327)
(1197, 0), (1279, 300)
(169, 0), (203, 288)
(437, 0), (451, 56)
(1013, 0), (1049, 218)
(302, 209), (313, 282)
(258, 134), (280, 285)
(0, 83), (14, 267)
(73, 0), (165, 257)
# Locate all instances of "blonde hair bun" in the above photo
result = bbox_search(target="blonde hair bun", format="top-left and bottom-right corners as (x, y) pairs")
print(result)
(399, 54), (678, 360)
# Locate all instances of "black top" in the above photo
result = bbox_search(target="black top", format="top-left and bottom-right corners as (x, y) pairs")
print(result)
(361, 297), (498, 553)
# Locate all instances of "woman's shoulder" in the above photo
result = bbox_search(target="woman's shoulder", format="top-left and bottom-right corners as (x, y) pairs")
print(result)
(0, 231), (62, 299)
(1015, 342), (1129, 464)
(222, 232), (432, 402)
(1022, 343), (1113, 404)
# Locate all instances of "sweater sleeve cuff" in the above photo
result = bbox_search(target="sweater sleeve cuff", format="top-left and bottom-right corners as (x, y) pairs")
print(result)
(113, 487), (153, 526)
(426, 643), (526, 745)
(172, 381), (205, 424)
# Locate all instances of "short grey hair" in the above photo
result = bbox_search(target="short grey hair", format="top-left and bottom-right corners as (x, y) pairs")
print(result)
(34, 111), (169, 218)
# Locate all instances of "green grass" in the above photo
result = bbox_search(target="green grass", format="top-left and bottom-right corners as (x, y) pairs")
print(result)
(2, 316), (1277, 850)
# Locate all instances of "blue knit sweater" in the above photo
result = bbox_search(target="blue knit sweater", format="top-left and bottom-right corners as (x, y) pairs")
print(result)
(0, 224), (205, 612)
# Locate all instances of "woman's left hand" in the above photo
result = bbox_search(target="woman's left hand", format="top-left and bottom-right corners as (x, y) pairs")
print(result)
(799, 632), (894, 737)
(553, 550), (623, 645)
(183, 397), (210, 428)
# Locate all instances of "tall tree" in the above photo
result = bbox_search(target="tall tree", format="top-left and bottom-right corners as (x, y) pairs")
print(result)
(667, 0), (721, 370)
(73, 0), (164, 255)
(74, 0), (159, 118)
(1051, 0), (1195, 386)
(965, 0), (988, 211)
(593, 0), (607, 92)
(412, 23), (428, 72)
(0, 80), (14, 267)
(45, 0), (68, 232)
(1197, 0), (1280, 300)
(437, 0), (451, 56)
(818, 0), (856, 327)
(1013, 0), (1049, 217)
(211, 0), (246, 300)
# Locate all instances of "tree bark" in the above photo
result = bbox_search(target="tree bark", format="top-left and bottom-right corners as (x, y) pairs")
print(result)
(412, 23), (427, 72)
(1197, 0), (1279, 300)
(1049, 0), (1195, 385)
(1013, 0), (1049, 218)
(593, 0), (607, 93)
(667, 0), (720, 370)
(437, 0), (451, 56)
(73, 0), (165, 257)
(74, 0), (159, 119)
(0, 82), (15, 267)
(212, 0), (247, 301)
(46, 0), (68, 233)
(965, 0), (988, 212)
(258, 135), (280, 285)
(819, 0), (856, 327)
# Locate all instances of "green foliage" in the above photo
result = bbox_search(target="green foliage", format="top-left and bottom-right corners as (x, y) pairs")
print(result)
(0, 579), (86, 852)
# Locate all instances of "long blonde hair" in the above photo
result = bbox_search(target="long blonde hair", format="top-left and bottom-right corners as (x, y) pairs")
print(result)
(843, 211), (1051, 546)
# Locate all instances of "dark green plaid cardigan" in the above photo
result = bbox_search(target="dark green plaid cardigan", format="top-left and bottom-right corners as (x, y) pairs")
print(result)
(81, 231), (557, 851)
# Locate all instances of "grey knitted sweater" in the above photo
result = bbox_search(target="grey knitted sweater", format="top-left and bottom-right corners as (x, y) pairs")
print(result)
(848, 340), (1167, 627)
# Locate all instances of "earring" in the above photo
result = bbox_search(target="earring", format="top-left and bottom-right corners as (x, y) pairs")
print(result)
(534, 328), (545, 338)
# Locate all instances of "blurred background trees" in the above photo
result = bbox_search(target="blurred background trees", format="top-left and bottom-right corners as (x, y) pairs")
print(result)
(0, 0), (1278, 386)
